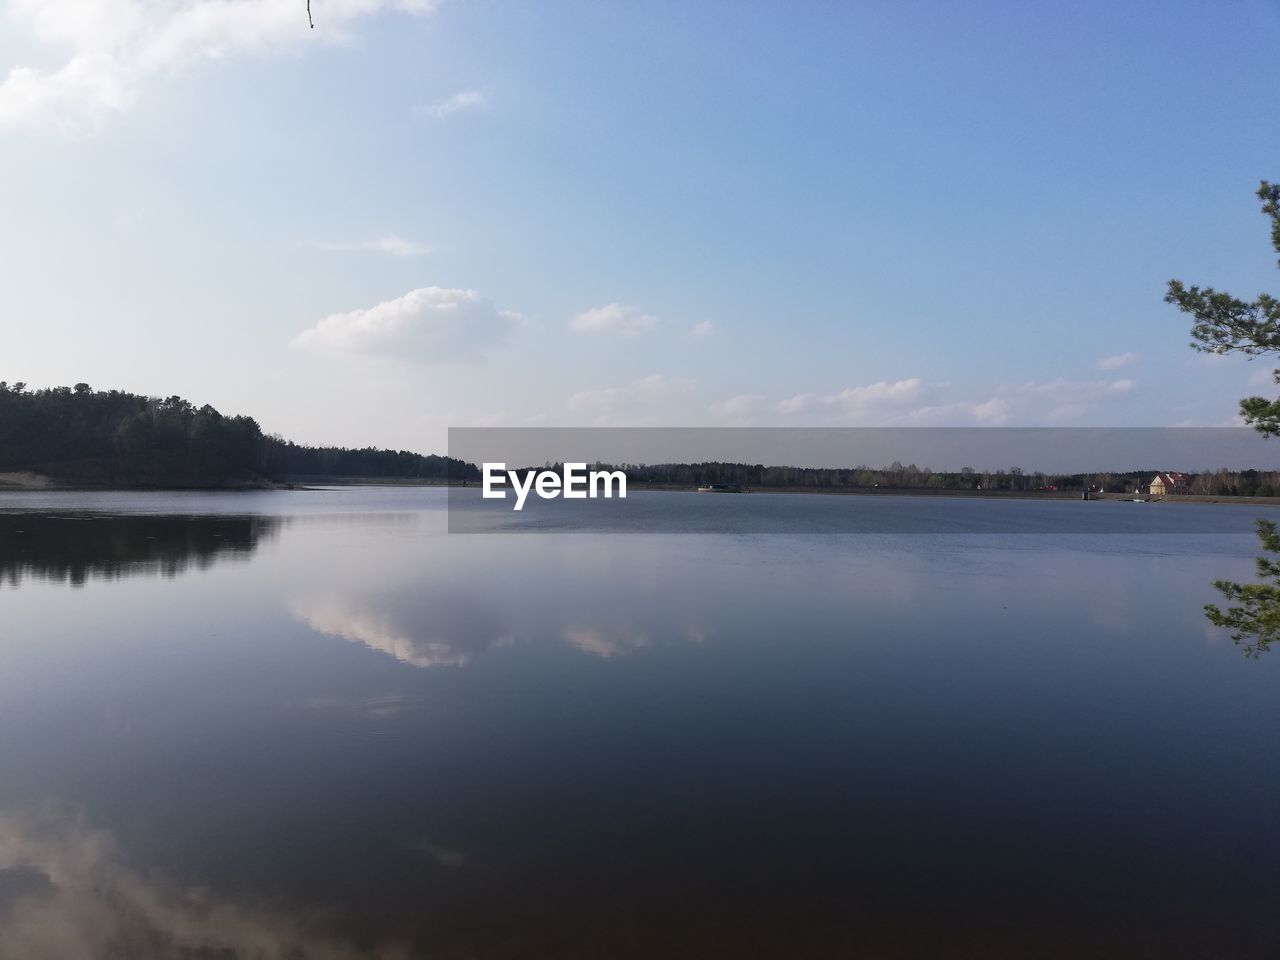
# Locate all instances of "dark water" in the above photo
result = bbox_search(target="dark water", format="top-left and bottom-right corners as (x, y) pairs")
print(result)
(2, 488), (1280, 959)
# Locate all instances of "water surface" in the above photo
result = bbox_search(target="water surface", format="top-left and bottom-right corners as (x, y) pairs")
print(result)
(2, 488), (1279, 958)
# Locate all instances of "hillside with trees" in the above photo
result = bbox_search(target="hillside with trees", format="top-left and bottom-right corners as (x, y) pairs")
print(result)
(0, 382), (477, 487)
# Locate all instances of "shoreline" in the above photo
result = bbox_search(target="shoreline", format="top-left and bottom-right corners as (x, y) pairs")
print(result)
(0, 472), (463, 492)
(627, 483), (1280, 506)
(5, 471), (1280, 506)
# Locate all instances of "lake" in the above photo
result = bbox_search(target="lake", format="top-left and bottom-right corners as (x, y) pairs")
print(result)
(2, 487), (1279, 959)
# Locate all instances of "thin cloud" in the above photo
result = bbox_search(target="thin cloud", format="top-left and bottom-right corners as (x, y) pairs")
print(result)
(1096, 352), (1139, 370)
(569, 303), (658, 336)
(684, 320), (716, 342)
(899, 397), (1012, 425)
(1247, 367), (1278, 388)
(709, 394), (766, 418)
(742, 376), (1137, 426)
(567, 374), (693, 416)
(775, 393), (816, 414)
(980, 377), (1135, 425)
(825, 378), (926, 412)
(423, 90), (485, 119)
(292, 286), (519, 364)
(311, 234), (432, 258)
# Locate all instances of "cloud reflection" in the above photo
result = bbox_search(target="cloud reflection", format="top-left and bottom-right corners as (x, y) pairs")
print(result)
(562, 627), (651, 659)
(0, 808), (410, 960)
(290, 594), (513, 668)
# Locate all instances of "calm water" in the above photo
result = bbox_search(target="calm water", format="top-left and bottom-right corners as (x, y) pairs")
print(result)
(2, 487), (1280, 959)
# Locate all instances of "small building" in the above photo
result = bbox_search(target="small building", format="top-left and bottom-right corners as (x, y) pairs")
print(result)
(1149, 472), (1190, 496)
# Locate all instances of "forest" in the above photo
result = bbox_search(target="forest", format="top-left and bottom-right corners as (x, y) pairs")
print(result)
(0, 382), (478, 486)
(5, 382), (1277, 495)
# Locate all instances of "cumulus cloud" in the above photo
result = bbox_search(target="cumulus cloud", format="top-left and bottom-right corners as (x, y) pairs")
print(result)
(311, 234), (431, 258)
(568, 303), (658, 336)
(422, 89), (484, 118)
(292, 286), (519, 363)
(0, 0), (436, 132)
(1096, 352), (1139, 370)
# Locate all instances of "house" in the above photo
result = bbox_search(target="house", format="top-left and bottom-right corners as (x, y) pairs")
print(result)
(1149, 472), (1190, 496)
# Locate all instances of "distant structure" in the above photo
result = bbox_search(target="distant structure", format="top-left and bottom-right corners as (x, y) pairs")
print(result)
(1149, 472), (1191, 496)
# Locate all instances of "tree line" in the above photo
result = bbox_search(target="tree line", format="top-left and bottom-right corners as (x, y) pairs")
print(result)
(0, 382), (477, 486)
(572, 461), (1280, 497)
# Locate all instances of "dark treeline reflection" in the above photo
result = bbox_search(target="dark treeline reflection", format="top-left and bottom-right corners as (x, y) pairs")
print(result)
(0, 513), (280, 587)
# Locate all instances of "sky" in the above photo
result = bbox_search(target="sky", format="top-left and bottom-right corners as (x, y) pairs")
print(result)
(2, 0), (1279, 453)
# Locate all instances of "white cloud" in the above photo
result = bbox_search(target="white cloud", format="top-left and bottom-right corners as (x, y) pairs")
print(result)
(423, 89), (484, 118)
(569, 302), (658, 336)
(825, 377), (926, 412)
(991, 377), (1135, 424)
(0, 0), (437, 132)
(312, 234), (431, 258)
(632, 373), (693, 398)
(774, 393), (816, 414)
(567, 374), (693, 414)
(1009, 377), (1135, 400)
(1096, 352), (1139, 370)
(970, 397), (1012, 422)
(293, 286), (519, 363)
(898, 397), (1012, 425)
(465, 409), (548, 427)
(684, 320), (715, 342)
(722, 379), (936, 425)
(738, 375), (1137, 426)
(709, 393), (765, 418)
(566, 386), (624, 412)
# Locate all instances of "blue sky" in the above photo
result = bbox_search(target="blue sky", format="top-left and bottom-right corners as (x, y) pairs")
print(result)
(2, 0), (1279, 451)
